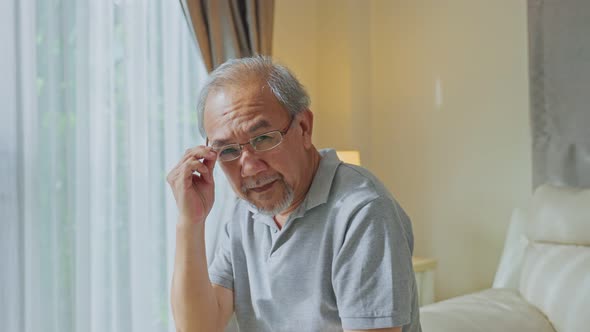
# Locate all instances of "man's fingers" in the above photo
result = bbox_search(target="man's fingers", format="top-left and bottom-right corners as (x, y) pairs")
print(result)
(168, 145), (217, 182)
(183, 150), (217, 184)
(181, 159), (210, 179)
(182, 146), (216, 163)
(202, 153), (217, 184)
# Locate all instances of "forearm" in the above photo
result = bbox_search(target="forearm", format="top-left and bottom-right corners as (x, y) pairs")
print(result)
(171, 220), (221, 332)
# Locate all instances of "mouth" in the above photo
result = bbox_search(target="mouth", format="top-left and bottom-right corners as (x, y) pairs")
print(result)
(249, 180), (277, 193)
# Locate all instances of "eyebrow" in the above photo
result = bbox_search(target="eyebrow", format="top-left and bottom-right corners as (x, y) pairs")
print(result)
(247, 119), (272, 133)
(210, 119), (272, 147)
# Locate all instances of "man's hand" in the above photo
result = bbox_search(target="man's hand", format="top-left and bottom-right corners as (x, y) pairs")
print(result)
(168, 146), (230, 332)
(167, 146), (217, 224)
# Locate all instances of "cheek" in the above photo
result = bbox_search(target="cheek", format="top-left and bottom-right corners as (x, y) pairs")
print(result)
(266, 154), (298, 186)
(261, 150), (290, 173)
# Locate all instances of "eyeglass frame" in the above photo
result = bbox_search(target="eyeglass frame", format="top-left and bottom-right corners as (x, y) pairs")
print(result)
(206, 116), (295, 162)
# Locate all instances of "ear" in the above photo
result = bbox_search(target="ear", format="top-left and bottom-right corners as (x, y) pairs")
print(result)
(298, 109), (314, 149)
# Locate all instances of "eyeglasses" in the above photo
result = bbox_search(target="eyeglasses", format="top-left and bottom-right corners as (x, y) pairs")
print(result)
(208, 117), (294, 162)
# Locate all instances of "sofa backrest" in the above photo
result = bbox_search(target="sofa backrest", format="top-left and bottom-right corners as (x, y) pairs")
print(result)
(493, 207), (529, 289)
(519, 184), (590, 332)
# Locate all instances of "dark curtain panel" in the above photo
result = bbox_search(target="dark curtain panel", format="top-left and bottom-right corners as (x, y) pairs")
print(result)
(179, 0), (275, 72)
(528, 0), (590, 188)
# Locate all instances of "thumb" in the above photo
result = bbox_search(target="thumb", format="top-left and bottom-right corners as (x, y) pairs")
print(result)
(202, 156), (217, 184)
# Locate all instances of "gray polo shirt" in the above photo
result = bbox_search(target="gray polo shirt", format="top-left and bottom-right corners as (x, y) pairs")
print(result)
(209, 149), (421, 332)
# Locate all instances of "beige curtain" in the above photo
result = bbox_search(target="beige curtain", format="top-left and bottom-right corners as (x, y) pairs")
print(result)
(180, 0), (274, 72)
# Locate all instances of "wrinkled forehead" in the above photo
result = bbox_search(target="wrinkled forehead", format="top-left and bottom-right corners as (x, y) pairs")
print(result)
(204, 81), (266, 116)
(203, 85), (289, 145)
(203, 84), (269, 127)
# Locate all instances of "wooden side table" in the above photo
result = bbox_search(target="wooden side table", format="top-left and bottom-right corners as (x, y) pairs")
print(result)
(412, 256), (437, 306)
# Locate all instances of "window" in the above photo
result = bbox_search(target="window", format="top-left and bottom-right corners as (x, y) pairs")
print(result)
(2, 1), (234, 331)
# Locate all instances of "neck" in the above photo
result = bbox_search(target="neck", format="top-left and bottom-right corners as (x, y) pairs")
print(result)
(274, 148), (322, 228)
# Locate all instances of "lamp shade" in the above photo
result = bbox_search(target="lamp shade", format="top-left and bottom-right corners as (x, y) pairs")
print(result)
(336, 150), (361, 166)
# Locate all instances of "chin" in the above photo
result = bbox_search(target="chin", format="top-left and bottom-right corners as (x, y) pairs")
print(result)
(246, 182), (294, 216)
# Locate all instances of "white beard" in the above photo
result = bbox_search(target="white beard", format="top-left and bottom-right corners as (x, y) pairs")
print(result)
(243, 178), (295, 216)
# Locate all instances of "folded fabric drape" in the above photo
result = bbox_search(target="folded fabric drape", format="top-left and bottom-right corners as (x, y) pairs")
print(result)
(180, 0), (275, 72)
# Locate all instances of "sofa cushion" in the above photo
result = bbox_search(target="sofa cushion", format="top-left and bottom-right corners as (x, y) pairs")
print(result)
(420, 288), (555, 332)
(528, 184), (590, 246)
(519, 242), (590, 332)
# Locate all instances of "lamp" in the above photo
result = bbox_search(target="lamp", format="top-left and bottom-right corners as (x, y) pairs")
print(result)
(336, 150), (361, 166)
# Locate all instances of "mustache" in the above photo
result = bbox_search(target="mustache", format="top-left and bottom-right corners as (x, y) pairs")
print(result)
(241, 174), (282, 192)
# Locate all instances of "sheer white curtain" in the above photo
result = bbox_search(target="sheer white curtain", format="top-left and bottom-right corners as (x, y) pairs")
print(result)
(1, 1), (235, 331)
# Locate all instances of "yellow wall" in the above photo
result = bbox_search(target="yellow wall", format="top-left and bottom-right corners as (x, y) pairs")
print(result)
(274, 0), (531, 301)
(271, 0), (318, 125)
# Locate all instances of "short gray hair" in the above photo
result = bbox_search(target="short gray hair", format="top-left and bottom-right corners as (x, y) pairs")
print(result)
(196, 55), (311, 138)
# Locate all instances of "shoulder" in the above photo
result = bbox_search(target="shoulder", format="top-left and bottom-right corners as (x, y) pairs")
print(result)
(328, 164), (414, 247)
(329, 163), (396, 210)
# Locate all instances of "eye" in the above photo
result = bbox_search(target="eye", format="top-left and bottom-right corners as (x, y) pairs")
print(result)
(252, 134), (272, 145)
(219, 146), (239, 156)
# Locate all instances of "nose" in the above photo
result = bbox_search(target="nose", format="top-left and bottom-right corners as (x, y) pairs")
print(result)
(239, 145), (267, 177)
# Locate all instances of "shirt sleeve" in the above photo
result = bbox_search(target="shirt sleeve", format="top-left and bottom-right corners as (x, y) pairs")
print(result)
(208, 220), (234, 291)
(332, 196), (416, 330)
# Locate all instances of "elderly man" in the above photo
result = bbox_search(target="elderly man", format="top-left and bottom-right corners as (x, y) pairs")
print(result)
(167, 56), (421, 332)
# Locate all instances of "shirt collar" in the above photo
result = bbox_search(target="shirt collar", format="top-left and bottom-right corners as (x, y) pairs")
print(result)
(297, 148), (341, 216)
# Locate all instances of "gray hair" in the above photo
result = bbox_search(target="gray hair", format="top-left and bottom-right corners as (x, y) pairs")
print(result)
(196, 55), (311, 138)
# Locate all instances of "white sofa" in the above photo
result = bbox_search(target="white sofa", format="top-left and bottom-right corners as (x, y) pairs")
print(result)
(420, 184), (590, 332)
